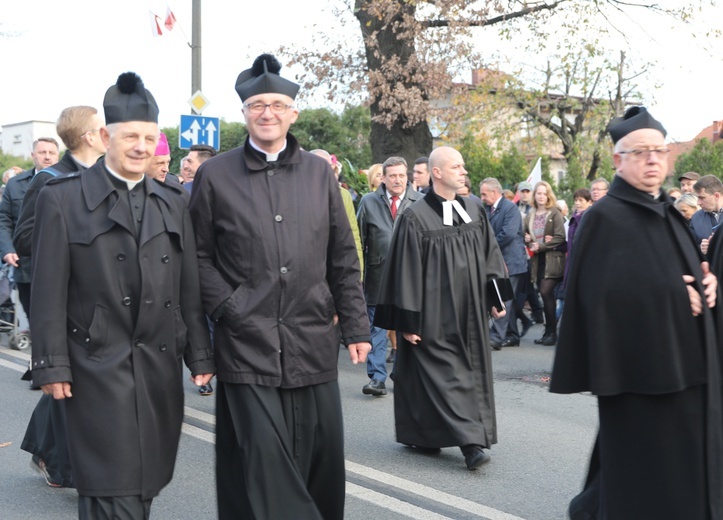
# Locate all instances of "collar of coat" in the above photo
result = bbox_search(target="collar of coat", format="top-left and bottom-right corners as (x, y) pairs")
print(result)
(606, 175), (673, 218)
(242, 133), (302, 172)
(80, 159), (177, 212)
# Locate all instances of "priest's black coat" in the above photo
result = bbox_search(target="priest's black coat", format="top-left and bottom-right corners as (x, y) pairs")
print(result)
(29, 164), (215, 499)
(550, 176), (723, 519)
(374, 192), (507, 449)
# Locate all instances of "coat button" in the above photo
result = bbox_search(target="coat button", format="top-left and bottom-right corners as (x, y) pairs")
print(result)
(159, 344), (167, 352)
(267, 170), (275, 177)
(164, 300), (172, 308)
(134, 339), (144, 348)
(122, 297), (131, 306)
(274, 215), (282, 222)
(280, 267), (288, 274)
(161, 255), (170, 263)
(116, 253), (126, 261)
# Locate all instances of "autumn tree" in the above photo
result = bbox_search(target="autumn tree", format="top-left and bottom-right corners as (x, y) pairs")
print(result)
(280, 1), (713, 166)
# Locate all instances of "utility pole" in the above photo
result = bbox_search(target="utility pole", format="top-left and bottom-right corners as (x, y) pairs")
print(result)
(191, 0), (202, 94)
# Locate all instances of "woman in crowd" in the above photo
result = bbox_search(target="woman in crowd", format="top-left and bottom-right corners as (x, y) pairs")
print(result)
(366, 163), (384, 192)
(524, 181), (566, 346)
(674, 192), (699, 221)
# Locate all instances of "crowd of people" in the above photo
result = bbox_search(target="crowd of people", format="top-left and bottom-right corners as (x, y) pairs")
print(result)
(2, 52), (722, 520)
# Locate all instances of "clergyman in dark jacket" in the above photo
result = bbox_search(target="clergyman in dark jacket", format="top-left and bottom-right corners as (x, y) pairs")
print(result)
(550, 107), (722, 519)
(30, 73), (214, 519)
(188, 54), (371, 520)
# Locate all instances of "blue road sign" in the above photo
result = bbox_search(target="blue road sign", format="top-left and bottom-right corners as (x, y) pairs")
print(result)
(179, 114), (220, 150)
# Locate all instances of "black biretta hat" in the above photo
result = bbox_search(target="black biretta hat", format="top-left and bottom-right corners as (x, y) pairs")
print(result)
(103, 72), (159, 125)
(606, 106), (666, 144)
(235, 54), (300, 102)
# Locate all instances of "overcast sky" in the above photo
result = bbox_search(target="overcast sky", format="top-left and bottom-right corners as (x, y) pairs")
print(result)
(2, 0), (722, 150)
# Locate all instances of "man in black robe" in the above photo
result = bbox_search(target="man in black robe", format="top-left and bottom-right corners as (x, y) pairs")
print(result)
(550, 107), (722, 519)
(374, 146), (509, 471)
(189, 54), (371, 520)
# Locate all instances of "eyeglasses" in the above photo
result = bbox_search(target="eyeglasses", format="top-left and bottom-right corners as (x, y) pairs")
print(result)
(618, 148), (670, 159)
(244, 102), (295, 115)
(80, 128), (100, 138)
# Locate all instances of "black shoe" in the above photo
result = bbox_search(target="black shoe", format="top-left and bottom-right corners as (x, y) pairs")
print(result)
(490, 340), (502, 351)
(362, 379), (387, 396)
(540, 333), (557, 346)
(386, 349), (396, 364)
(198, 383), (214, 396)
(30, 456), (62, 488)
(501, 339), (520, 347)
(520, 320), (533, 338)
(461, 445), (490, 470)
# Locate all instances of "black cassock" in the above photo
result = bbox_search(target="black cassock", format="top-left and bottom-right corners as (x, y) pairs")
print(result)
(551, 177), (723, 520)
(374, 191), (507, 449)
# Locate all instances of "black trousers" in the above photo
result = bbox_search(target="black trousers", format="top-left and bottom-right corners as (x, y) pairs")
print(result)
(21, 393), (74, 487)
(216, 381), (346, 520)
(17, 281), (30, 321)
(78, 495), (152, 520)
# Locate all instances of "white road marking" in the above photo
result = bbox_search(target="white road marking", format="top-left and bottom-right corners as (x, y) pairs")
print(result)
(346, 482), (455, 519)
(1, 352), (525, 520)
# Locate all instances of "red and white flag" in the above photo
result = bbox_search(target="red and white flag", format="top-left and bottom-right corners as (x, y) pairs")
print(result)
(165, 6), (177, 31)
(150, 11), (164, 37)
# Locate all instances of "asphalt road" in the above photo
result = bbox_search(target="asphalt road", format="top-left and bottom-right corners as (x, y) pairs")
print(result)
(0, 322), (597, 519)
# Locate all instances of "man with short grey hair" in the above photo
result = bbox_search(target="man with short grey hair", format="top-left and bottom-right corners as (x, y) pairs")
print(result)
(590, 178), (609, 202)
(551, 107), (721, 518)
(0, 137), (59, 318)
(480, 178), (528, 347)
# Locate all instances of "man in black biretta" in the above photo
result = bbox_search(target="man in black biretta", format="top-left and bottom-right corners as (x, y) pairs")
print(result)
(550, 106), (723, 519)
(189, 54), (371, 519)
(30, 72), (214, 519)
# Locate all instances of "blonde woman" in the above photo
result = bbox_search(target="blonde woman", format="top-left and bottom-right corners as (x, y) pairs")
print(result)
(523, 181), (566, 345)
(366, 163), (384, 192)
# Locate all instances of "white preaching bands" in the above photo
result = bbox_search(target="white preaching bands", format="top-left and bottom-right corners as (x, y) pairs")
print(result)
(442, 200), (472, 226)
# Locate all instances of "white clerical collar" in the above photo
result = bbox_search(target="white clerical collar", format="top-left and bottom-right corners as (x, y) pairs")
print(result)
(249, 137), (287, 162)
(106, 164), (144, 190)
(442, 199), (472, 226)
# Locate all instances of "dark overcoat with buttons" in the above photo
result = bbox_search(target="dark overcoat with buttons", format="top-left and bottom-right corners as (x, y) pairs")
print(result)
(29, 162), (214, 500)
(189, 135), (370, 389)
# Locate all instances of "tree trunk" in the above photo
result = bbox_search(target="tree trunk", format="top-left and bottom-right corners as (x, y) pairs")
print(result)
(356, 0), (433, 165)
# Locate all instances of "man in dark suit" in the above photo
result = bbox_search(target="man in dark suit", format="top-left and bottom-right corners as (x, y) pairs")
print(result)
(0, 137), (59, 318)
(356, 156), (422, 395)
(480, 178), (530, 348)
